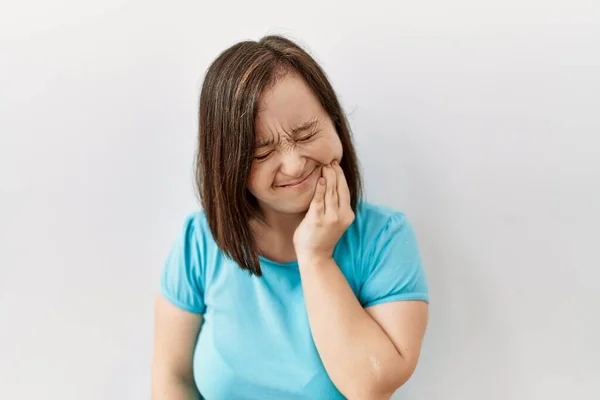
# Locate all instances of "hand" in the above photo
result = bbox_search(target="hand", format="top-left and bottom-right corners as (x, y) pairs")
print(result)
(293, 161), (355, 263)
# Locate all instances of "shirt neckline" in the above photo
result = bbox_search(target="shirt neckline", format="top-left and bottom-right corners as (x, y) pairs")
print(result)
(258, 255), (299, 268)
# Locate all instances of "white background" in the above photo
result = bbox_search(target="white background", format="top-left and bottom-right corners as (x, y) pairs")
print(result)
(1, 1), (599, 399)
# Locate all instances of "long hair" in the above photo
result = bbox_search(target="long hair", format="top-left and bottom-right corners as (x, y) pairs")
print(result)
(196, 35), (362, 276)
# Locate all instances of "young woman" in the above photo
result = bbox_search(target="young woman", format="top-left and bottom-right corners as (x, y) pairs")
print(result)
(151, 35), (429, 400)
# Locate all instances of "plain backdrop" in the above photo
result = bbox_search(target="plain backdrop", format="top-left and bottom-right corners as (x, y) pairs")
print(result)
(1, 1), (599, 399)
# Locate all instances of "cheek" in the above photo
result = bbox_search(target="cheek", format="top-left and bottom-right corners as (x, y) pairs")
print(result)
(248, 163), (275, 192)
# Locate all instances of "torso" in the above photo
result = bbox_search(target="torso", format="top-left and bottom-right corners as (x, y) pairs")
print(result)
(164, 201), (424, 399)
(193, 255), (347, 400)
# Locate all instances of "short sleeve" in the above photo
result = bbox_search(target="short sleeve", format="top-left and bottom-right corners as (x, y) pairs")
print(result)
(358, 212), (429, 308)
(159, 213), (206, 314)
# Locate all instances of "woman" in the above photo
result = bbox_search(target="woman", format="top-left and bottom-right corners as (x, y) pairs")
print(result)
(151, 35), (429, 400)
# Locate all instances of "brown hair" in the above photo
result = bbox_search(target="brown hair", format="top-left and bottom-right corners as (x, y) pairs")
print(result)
(196, 35), (362, 276)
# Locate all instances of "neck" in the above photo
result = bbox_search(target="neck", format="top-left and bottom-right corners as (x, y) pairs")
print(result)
(258, 208), (305, 239)
(250, 207), (307, 263)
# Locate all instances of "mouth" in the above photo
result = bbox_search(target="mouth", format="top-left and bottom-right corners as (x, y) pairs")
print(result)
(277, 167), (317, 188)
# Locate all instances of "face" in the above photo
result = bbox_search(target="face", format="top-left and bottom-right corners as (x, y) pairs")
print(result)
(248, 73), (343, 216)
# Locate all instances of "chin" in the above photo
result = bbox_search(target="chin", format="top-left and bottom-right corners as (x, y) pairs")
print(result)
(265, 196), (312, 215)
(277, 200), (311, 214)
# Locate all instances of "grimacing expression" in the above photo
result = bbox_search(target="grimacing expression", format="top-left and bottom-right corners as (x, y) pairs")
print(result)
(248, 73), (343, 215)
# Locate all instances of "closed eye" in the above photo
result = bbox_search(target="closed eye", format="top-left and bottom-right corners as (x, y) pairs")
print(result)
(296, 132), (317, 142)
(254, 151), (273, 161)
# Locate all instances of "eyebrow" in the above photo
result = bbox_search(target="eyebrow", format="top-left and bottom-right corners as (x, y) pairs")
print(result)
(255, 137), (277, 148)
(291, 118), (319, 135)
(255, 118), (319, 148)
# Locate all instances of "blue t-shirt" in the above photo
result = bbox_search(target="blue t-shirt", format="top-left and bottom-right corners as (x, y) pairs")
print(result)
(160, 201), (429, 400)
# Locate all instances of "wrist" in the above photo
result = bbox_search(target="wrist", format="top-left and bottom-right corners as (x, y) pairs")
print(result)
(296, 251), (333, 267)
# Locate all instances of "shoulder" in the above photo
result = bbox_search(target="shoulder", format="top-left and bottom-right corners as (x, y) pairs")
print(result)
(178, 209), (213, 242)
(168, 209), (220, 263)
(162, 209), (220, 281)
(161, 210), (214, 313)
(335, 201), (426, 298)
(350, 200), (411, 242)
(336, 200), (414, 272)
(181, 209), (208, 230)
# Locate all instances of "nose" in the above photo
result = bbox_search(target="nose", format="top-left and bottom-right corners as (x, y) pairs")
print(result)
(279, 149), (306, 178)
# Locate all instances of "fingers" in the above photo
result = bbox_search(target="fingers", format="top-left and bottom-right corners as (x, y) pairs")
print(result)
(310, 176), (326, 216)
(323, 163), (338, 213)
(331, 160), (350, 209)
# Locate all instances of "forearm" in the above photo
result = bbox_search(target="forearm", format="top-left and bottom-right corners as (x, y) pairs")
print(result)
(152, 374), (200, 400)
(298, 256), (405, 400)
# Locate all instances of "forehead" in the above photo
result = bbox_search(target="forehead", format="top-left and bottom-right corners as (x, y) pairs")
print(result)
(255, 73), (324, 137)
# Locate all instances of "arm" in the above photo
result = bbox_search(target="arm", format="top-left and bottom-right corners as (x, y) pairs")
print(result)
(299, 257), (428, 400)
(294, 162), (428, 399)
(151, 294), (202, 400)
(365, 300), (429, 389)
